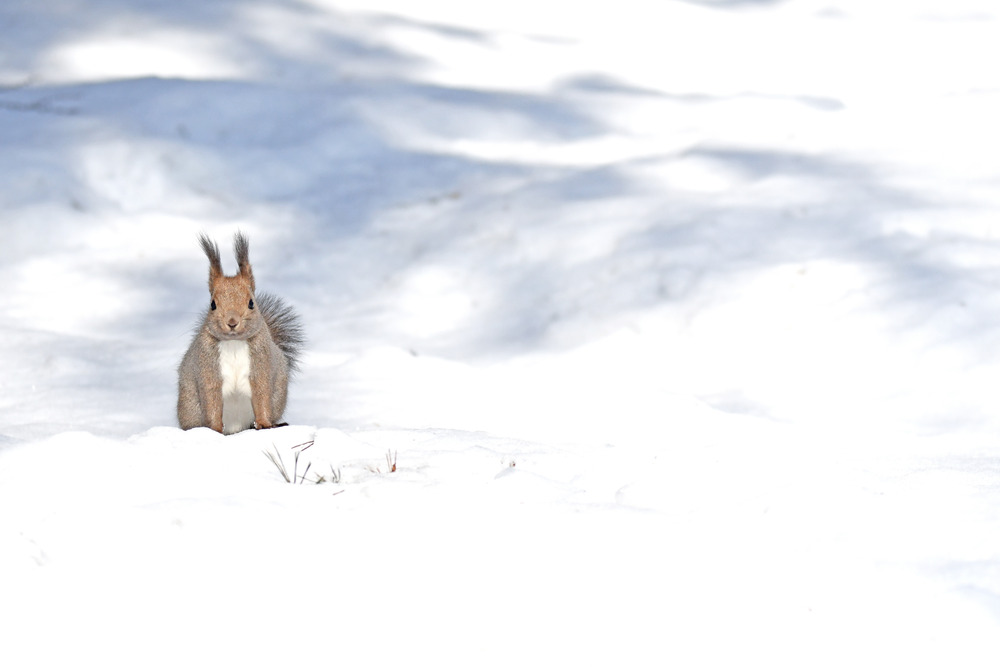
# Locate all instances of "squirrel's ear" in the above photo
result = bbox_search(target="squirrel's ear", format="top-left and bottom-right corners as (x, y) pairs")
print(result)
(233, 231), (255, 292)
(199, 234), (223, 289)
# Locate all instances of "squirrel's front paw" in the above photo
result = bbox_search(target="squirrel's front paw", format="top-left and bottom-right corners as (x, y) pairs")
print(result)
(254, 421), (290, 430)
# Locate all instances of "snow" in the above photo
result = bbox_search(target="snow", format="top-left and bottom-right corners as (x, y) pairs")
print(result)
(3, 0), (1000, 663)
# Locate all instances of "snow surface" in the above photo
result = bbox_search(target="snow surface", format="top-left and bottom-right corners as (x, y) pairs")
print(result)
(3, 0), (1000, 664)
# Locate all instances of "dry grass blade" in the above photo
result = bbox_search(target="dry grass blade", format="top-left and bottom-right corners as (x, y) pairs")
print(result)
(265, 444), (339, 485)
(292, 439), (316, 452)
(263, 446), (291, 483)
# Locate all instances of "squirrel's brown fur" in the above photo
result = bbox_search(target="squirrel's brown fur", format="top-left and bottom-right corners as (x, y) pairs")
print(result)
(177, 232), (303, 433)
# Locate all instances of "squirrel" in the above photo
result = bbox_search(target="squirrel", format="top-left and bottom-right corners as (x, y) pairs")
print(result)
(177, 232), (304, 434)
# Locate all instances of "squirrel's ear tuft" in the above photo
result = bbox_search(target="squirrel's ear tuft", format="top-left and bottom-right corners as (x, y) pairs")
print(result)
(233, 231), (255, 292)
(199, 234), (223, 289)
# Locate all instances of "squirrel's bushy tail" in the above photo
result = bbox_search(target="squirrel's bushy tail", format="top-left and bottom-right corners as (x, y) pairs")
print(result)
(256, 291), (304, 374)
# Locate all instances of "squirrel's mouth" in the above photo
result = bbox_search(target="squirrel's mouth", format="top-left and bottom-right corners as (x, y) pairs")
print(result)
(218, 326), (247, 339)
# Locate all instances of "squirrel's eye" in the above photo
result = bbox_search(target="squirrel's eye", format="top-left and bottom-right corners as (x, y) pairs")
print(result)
(210, 300), (216, 311)
(248, 299), (255, 310)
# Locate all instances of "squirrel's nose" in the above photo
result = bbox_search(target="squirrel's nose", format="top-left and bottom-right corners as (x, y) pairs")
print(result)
(227, 318), (238, 330)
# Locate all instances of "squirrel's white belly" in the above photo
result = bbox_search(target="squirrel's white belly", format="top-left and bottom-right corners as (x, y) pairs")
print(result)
(218, 340), (254, 434)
